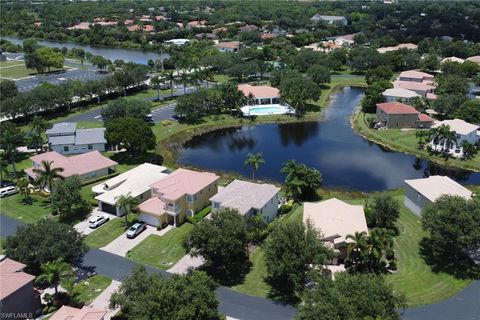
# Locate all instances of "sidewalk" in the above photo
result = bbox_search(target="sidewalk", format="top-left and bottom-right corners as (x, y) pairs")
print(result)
(88, 280), (121, 320)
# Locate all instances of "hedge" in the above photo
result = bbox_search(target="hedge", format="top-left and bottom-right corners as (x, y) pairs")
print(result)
(186, 206), (212, 224)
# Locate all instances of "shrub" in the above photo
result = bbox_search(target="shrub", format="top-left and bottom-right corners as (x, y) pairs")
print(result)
(186, 206), (212, 224)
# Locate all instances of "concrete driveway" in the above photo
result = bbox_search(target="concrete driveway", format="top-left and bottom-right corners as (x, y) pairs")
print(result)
(100, 225), (168, 257)
(167, 254), (204, 274)
(88, 280), (121, 320)
(74, 211), (117, 236)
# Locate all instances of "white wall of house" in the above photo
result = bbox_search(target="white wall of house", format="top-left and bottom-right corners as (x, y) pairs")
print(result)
(51, 143), (106, 155)
(217, 47), (238, 53)
(403, 184), (432, 216)
(430, 131), (478, 156)
(139, 213), (160, 226)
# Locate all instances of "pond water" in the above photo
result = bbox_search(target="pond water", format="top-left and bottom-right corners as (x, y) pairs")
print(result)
(2, 35), (168, 65)
(178, 87), (480, 191)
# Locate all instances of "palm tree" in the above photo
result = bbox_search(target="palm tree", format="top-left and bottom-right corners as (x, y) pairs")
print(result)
(151, 75), (162, 101)
(0, 151), (9, 182)
(32, 160), (64, 194)
(36, 258), (72, 295)
(415, 130), (429, 149)
(30, 116), (51, 152)
(244, 153), (265, 180)
(165, 70), (176, 97)
(16, 177), (31, 203)
(1, 124), (24, 178)
(346, 231), (368, 273)
(443, 129), (457, 154)
(116, 193), (139, 225)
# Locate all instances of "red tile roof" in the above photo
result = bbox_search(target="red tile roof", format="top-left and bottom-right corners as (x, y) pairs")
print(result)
(214, 41), (241, 49)
(238, 84), (280, 98)
(0, 258), (35, 300)
(376, 102), (419, 115)
(418, 113), (434, 122)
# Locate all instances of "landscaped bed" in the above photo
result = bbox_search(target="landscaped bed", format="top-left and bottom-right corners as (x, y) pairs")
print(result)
(128, 223), (194, 270)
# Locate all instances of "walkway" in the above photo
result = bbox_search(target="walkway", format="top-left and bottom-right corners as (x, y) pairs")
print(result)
(88, 280), (121, 320)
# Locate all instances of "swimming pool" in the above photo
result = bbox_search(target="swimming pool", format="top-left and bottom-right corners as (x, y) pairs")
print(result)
(240, 104), (293, 116)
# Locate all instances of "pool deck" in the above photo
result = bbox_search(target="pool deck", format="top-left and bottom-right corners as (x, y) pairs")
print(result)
(240, 104), (294, 116)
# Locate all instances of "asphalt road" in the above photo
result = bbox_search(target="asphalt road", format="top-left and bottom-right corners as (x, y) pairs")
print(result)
(1, 212), (478, 320)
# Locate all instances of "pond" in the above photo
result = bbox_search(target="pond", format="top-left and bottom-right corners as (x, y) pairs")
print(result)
(178, 87), (480, 191)
(2, 35), (168, 65)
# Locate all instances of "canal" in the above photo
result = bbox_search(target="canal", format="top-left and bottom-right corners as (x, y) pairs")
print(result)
(178, 87), (480, 191)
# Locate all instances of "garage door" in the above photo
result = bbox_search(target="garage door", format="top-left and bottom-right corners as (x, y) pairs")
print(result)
(100, 202), (117, 215)
(139, 213), (160, 227)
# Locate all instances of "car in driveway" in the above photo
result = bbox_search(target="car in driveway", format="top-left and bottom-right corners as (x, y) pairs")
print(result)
(126, 222), (147, 239)
(88, 214), (110, 228)
(0, 185), (18, 198)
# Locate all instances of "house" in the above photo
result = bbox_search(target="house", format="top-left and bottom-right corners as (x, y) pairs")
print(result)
(260, 33), (276, 40)
(67, 22), (90, 30)
(310, 14), (347, 25)
(214, 41), (242, 53)
(303, 41), (342, 53)
(466, 56), (480, 64)
(50, 306), (106, 320)
(25, 151), (117, 184)
(430, 119), (479, 156)
(187, 20), (207, 28)
(238, 24), (259, 33)
(165, 39), (190, 45)
(398, 70), (434, 83)
(334, 33), (357, 46)
(404, 176), (472, 215)
(138, 168), (219, 227)
(375, 102), (433, 129)
(93, 163), (169, 216)
(303, 198), (368, 262)
(196, 33), (218, 40)
(0, 257), (41, 317)
(382, 88), (420, 102)
(441, 56), (465, 64)
(210, 179), (280, 222)
(238, 84), (281, 106)
(377, 43), (417, 53)
(393, 70), (436, 98)
(128, 24), (154, 32)
(46, 122), (107, 155)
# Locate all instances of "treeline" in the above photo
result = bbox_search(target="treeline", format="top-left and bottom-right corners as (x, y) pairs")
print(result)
(1, 63), (149, 120)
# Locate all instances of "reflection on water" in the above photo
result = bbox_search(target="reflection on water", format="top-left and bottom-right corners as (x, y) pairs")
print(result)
(179, 87), (480, 191)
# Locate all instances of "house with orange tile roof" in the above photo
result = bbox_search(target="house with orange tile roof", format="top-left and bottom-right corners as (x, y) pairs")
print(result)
(25, 151), (117, 185)
(375, 101), (433, 129)
(392, 69), (437, 99)
(214, 41), (242, 53)
(67, 22), (91, 30)
(0, 257), (41, 316)
(50, 305), (106, 320)
(238, 84), (281, 105)
(138, 168), (219, 227)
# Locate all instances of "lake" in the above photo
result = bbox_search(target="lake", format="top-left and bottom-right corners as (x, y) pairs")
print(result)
(2, 35), (168, 65)
(178, 87), (480, 191)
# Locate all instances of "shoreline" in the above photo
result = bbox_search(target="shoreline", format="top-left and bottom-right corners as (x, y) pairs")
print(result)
(351, 110), (480, 173)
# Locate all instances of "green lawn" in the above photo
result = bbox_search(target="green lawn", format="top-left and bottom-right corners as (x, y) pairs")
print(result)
(213, 74), (233, 83)
(0, 194), (53, 223)
(84, 214), (138, 248)
(231, 247), (269, 297)
(353, 112), (480, 171)
(387, 196), (472, 306)
(128, 223), (194, 270)
(73, 274), (112, 305)
(0, 60), (71, 80)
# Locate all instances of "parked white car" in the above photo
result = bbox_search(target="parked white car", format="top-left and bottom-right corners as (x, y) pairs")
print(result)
(126, 222), (147, 239)
(0, 186), (18, 198)
(88, 214), (110, 228)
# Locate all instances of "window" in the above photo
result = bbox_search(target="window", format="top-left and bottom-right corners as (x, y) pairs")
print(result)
(63, 146), (69, 152)
(88, 144), (93, 150)
(188, 209), (194, 217)
(187, 194), (194, 203)
(417, 193), (421, 201)
(213, 202), (220, 209)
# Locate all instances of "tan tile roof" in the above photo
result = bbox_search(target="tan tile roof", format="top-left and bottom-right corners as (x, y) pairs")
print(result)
(394, 80), (435, 92)
(50, 306), (106, 320)
(0, 258), (35, 300)
(303, 198), (368, 245)
(138, 197), (166, 217)
(214, 41), (241, 49)
(433, 119), (479, 135)
(404, 175), (472, 203)
(398, 70), (434, 80)
(150, 168), (219, 201)
(466, 56), (480, 64)
(238, 84), (279, 99)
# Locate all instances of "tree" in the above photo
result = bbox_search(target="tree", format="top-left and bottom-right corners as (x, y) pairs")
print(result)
(150, 74), (163, 101)
(422, 52), (440, 73)
(36, 258), (72, 295)
(365, 66), (393, 85)
(345, 231), (368, 274)
(365, 195), (400, 233)
(91, 55), (109, 72)
(35, 47), (64, 72)
(0, 80), (18, 100)
(280, 75), (320, 117)
(246, 214), (268, 245)
(33, 160), (64, 194)
(461, 141), (478, 160)
(105, 117), (156, 154)
(307, 64), (331, 86)
(51, 176), (90, 222)
(244, 152), (265, 180)
(110, 266), (222, 320)
(4, 220), (86, 274)
(422, 195), (480, 263)
(453, 100), (480, 124)
(0, 151), (9, 182)
(116, 193), (139, 225)
(361, 80), (392, 113)
(281, 160), (322, 201)
(101, 98), (151, 123)
(264, 219), (331, 303)
(30, 116), (51, 152)
(297, 272), (406, 320)
(0, 122), (25, 178)
(184, 208), (249, 280)
(16, 177), (31, 203)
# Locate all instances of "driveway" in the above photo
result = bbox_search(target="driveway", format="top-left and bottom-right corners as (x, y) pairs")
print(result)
(167, 254), (204, 274)
(88, 280), (121, 320)
(100, 225), (170, 257)
(74, 211), (117, 236)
